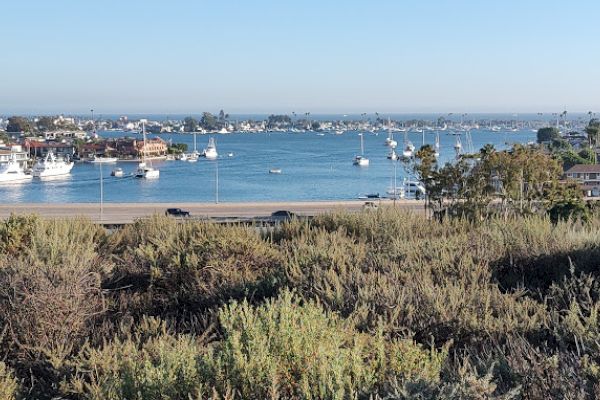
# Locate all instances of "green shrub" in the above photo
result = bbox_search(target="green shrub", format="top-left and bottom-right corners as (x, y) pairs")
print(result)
(107, 216), (283, 317)
(202, 290), (447, 399)
(67, 317), (205, 400)
(0, 361), (20, 400)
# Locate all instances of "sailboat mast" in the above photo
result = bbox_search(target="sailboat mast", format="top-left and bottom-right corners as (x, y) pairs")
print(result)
(360, 133), (364, 155)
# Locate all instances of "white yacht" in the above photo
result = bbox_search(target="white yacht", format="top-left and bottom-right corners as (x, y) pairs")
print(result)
(353, 133), (369, 166)
(203, 137), (218, 160)
(135, 120), (160, 179)
(0, 154), (32, 183)
(32, 152), (74, 178)
(387, 180), (426, 199)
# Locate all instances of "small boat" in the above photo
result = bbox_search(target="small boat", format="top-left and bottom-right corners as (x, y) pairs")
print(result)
(269, 168), (282, 174)
(387, 149), (399, 160)
(178, 153), (188, 161)
(203, 137), (218, 160)
(316, 133), (325, 136)
(32, 152), (74, 178)
(0, 154), (32, 183)
(335, 130), (344, 135)
(358, 193), (382, 199)
(111, 168), (124, 177)
(227, 152), (234, 157)
(166, 154), (176, 161)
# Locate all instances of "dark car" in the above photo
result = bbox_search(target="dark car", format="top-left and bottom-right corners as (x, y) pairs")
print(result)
(165, 208), (190, 217)
(270, 210), (297, 220)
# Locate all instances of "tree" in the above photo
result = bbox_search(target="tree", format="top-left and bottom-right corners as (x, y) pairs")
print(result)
(200, 112), (218, 130)
(537, 127), (560, 143)
(36, 116), (56, 131)
(183, 117), (198, 132)
(6, 116), (33, 133)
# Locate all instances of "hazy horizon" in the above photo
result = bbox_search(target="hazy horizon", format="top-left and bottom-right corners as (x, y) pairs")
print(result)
(2, 0), (600, 114)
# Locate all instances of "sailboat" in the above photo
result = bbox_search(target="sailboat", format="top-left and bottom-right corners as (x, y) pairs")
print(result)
(187, 132), (199, 162)
(434, 132), (440, 158)
(384, 118), (398, 148)
(353, 133), (369, 166)
(454, 135), (462, 157)
(402, 130), (415, 158)
(135, 120), (160, 179)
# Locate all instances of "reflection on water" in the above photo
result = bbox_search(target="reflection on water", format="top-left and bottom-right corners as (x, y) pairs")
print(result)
(0, 181), (28, 202)
(0, 130), (538, 203)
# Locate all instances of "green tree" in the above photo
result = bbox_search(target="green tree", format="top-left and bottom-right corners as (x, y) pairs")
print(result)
(200, 112), (218, 130)
(36, 116), (56, 131)
(183, 117), (198, 132)
(537, 127), (560, 143)
(6, 116), (33, 133)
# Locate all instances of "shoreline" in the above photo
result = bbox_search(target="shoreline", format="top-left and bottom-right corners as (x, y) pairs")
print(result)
(0, 200), (425, 223)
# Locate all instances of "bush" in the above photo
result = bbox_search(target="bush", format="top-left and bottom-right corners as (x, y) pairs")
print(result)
(202, 290), (447, 399)
(0, 361), (20, 400)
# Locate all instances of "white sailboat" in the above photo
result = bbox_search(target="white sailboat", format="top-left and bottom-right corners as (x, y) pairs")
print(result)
(32, 152), (74, 178)
(384, 117), (398, 148)
(87, 155), (118, 163)
(353, 133), (369, 166)
(203, 137), (218, 160)
(434, 132), (440, 158)
(135, 120), (160, 179)
(454, 135), (463, 157)
(0, 154), (32, 183)
(187, 132), (200, 162)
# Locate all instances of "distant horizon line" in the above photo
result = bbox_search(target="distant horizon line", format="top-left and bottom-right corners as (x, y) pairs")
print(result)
(1, 111), (597, 117)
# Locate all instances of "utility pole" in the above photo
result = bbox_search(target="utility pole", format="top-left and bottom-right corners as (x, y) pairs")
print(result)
(215, 157), (219, 204)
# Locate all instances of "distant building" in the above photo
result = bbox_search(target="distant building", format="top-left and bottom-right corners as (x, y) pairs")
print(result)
(564, 164), (600, 197)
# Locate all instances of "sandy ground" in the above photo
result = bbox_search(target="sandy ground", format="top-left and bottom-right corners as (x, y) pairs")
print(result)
(0, 200), (425, 223)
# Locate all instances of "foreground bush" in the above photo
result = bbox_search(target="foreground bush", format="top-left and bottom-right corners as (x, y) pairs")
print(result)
(0, 361), (20, 400)
(68, 292), (446, 400)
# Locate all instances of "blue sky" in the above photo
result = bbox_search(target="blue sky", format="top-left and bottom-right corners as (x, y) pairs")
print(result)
(1, 0), (599, 114)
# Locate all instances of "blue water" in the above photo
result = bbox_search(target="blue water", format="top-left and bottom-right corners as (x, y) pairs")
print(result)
(0, 129), (536, 203)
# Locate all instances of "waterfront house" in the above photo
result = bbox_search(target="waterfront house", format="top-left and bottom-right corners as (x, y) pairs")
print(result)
(564, 164), (600, 197)
(0, 145), (29, 168)
(25, 140), (75, 159)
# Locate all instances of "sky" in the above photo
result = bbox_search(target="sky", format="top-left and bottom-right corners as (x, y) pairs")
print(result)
(1, 0), (600, 115)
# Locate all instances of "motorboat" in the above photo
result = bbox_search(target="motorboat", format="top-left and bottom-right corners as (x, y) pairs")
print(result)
(135, 120), (160, 179)
(0, 154), (32, 183)
(32, 152), (74, 178)
(111, 167), (124, 177)
(269, 168), (282, 174)
(387, 149), (399, 160)
(178, 153), (188, 161)
(203, 137), (218, 160)
(187, 152), (199, 162)
(135, 162), (159, 179)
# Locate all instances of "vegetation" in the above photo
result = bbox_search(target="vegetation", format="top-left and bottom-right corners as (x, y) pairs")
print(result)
(3, 207), (600, 398)
(6, 116), (33, 133)
(536, 126), (561, 143)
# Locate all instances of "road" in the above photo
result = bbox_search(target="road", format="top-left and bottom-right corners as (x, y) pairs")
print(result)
(0, 200), (425, 224)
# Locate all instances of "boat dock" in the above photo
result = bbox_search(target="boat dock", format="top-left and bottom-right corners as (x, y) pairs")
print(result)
(0, 200), (425, 225)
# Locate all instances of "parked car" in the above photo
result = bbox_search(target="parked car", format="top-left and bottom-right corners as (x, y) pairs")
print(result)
(271, 210), (297, 220)
(165, 208), (190, 217)
(362, 201), (378, 210)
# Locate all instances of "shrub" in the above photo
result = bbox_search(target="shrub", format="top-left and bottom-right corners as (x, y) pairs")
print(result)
(67, 317), (205, 400)
(0, 361), (20, 400)
(202, 290), (447, 399)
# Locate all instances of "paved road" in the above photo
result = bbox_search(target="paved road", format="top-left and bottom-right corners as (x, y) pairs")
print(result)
(0, 200), (425, 224)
